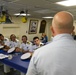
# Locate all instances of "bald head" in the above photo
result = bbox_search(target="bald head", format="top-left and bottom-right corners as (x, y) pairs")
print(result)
(51, 11), (74, 36)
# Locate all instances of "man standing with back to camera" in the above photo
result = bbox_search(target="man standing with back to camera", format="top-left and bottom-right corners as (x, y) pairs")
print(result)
(26, 11), (76, 75)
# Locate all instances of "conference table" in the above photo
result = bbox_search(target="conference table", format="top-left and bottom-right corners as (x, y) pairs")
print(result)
(0, 50), (30, 75)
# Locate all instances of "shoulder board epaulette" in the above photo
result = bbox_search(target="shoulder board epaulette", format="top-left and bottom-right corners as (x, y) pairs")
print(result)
(40, 44), (44, 47)
(27, 42), (30, 44)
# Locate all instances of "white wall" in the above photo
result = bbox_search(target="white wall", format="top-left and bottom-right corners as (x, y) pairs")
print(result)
(0, 17), (52, 41)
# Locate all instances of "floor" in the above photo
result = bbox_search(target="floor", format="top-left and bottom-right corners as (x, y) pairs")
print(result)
(0, 63), (20, 75)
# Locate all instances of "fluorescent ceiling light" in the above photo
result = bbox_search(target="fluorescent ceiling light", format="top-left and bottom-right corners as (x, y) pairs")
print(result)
(56, 0), (76, 6)
(14, 13), (20, 16)
(42, 16), (53, 19)
(14, 13), (30, 16)
(20, 13), (30, 16)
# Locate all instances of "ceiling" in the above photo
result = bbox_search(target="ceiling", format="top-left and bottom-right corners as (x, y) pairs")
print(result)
(0, 0), (76, 19)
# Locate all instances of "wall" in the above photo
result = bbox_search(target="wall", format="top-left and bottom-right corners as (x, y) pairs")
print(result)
(0, 17), (52, 41)
(74, 21), (76, 33)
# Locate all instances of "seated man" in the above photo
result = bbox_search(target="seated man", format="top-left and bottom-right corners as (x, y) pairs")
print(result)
(15, 35), (32, 53)
(0, 34), (10, 51)
(0, 34), (9, 45)
(9, 34), (20, 48)
(30, 36), (44, 52)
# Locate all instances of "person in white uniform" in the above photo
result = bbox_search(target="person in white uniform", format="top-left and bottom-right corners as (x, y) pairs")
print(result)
(26, 11), (76, 75)
(9, 34), (20, 48)
(30, 36), (44, 52)
(0, 34), (10, 51)
(15, 35), (32, 53)
(0, 34), (10, 46)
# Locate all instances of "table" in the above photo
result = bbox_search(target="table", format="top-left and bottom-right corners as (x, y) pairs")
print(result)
(0, 50), (30, 74)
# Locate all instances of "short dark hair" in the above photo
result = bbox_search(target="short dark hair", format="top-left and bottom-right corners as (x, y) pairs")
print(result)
(33, 36), (39, 41)
(0, 34), (3, 37)
(10, 34), (16, 38)
(10, 34), (16, 41)
(22, 35), (27, 40)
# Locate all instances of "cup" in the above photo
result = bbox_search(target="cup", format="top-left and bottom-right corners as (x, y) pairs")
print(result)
(8, 55), (13, 60)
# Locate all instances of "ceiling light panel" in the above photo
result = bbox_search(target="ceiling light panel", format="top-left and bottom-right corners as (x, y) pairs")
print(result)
(56, 0), (76, 6)
(42, 16), (53, 19)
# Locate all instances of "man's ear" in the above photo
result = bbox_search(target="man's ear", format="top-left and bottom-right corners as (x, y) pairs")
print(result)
(72, 26), (75, 32)
(73, 26), (74, 31)
(50, 26), (54, 37)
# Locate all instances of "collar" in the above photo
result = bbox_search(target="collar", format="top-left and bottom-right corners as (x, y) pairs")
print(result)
(53, 34), (73, 42)
(37, 42), (44, 47)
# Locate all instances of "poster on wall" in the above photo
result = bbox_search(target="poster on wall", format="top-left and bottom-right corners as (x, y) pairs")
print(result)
(39, 20), (46, 33)
(28, 20), (38, 34)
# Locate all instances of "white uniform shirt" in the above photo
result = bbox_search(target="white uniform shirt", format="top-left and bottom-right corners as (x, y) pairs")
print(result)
(30, 42), (44, 52)
(0, 37), (10, 46)
(26, 34), (76, 75)
(9, 40), (20, 48)
(3, 37), (10, 46)
(20, 42), (32, 51)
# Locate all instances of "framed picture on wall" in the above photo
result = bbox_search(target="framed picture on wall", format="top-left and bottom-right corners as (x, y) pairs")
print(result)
(39, 20), (46, 33)
(28, 20), (38, 34)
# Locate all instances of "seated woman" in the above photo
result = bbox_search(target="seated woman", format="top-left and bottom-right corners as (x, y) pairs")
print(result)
(41, 33), (48, 44)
